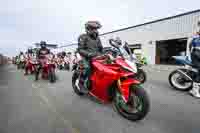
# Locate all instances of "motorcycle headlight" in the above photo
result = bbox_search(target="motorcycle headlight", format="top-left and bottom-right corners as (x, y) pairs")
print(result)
(124, 60), (137, 73)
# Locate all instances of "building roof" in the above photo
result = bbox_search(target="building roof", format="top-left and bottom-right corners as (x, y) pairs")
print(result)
(35, 43), (58, 48)
(100, 9), (200, 36)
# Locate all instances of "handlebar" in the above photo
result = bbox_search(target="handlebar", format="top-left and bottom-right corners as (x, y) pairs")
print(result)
(92, 54), (108, 60)
(93, 53), (116, 63)
(109, 39), (117, 47)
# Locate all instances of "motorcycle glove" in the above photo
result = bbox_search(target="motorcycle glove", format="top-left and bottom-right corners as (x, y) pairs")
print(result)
(88, 52), (98, 58)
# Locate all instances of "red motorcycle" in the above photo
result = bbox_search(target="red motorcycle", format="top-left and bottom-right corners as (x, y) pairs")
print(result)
(35, 56), (56, 83)
(72, 41), (150, 121)
(24, 57), (36, 75)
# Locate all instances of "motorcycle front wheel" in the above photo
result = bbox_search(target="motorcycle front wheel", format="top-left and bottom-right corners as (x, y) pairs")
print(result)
(114, 85), (150, 121)
(64, 63), (70, 70)
(35, 66), (40, 81)
(135, 69), (147, 84)
(59, 65), (63, 70)
(17, 64), (20, 69)
(169, 69), (193, 91)
(49, 67), (56, 83)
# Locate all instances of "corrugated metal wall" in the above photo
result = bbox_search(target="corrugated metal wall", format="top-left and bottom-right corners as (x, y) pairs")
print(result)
(100, 11), (200, 64)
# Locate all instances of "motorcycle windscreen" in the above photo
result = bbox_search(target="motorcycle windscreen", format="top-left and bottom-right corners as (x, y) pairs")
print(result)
(117, 78), (140, 103)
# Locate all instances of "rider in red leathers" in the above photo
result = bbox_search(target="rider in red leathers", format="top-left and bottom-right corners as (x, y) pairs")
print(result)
(24, 47), (34, 75)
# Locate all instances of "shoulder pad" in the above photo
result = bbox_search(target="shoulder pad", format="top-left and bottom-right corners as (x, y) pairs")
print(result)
(78, 34), (88, 42)
(78, 34), (87, 39)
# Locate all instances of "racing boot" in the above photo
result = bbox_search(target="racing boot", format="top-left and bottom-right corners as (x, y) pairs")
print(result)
(79, 75), (89, 94)
(24, 67), (28, 75)
(189, 82), (200, 98)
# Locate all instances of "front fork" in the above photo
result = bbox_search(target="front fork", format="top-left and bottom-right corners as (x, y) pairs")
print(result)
(117, 78), (140, 103)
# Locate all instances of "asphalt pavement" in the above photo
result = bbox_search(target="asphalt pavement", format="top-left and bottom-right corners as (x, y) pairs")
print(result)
(0, 64), (200, 133)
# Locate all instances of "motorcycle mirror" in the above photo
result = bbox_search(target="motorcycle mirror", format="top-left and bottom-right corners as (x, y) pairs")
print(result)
(109, 39), (119, 48)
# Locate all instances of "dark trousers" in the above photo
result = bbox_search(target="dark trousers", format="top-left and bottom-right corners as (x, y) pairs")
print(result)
(191, 49), (200, 82)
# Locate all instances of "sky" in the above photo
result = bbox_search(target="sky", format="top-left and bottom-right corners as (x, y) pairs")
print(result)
(0, 0), (200, 57)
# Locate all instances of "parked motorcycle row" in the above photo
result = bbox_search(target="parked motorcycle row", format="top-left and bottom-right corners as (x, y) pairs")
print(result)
(13, 38), (199, 122)
(12, 37), (200, 122)
(10, 38), (152, 122)
(13, 52), (76, 83)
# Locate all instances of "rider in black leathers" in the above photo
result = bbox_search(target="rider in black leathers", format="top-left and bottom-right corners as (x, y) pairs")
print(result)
(35, 41), (50, 80)
(37, 41), (50, 59)
(77, 21), (103, 92)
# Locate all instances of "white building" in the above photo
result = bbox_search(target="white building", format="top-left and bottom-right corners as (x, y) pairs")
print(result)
(100, 9), (200, 65)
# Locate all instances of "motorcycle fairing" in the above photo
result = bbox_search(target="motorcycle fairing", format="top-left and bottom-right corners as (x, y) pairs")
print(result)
(89, 58), (139, 103)
(90, 61), (119, 102)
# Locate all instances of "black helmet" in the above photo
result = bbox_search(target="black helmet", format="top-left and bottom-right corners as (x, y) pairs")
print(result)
(28, 47), (33, 53)
(62, 51), (66, 56)
(40, 41), (47, 48)
(115, 37), (122, 45)
(85, 21), (102, 38)
(85, 21), (102, 30)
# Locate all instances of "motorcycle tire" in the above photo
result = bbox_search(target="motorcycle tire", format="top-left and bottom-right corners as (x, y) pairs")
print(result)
(49, 67), (56, 83)
(72, 71), (84, 96)
(64, 64), (70, 70)
(114, 85), (150, 121)
(34, 65), (40, 81)
(168, 69), (193, 91)
(18, 63), (22, 69)
(135, 69), (147, 84)
(59, 65), (62, 70)
(35, 71), (39, 81)
(72, 64), (77, 71)
(21, 62), (25, 69)
(31, 69), (35, 74)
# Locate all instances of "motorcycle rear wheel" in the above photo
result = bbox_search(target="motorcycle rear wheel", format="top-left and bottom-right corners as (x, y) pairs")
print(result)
(72, 71), (84, 96)
(169, 69), (193, 91)
(114, 85), (150, 121)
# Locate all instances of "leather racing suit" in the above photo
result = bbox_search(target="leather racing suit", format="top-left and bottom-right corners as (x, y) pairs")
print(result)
(77, 33), (103, 88)
(35, 48), (50, 80)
